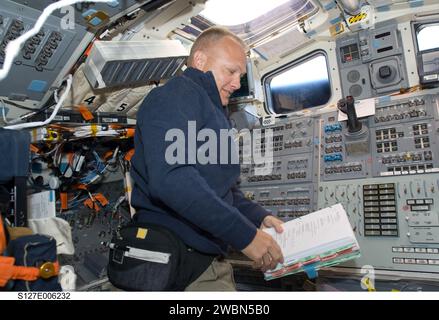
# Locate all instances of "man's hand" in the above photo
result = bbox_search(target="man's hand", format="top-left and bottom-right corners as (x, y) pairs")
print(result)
(241, 227), (284, 272)
(260, 215), (284, 233)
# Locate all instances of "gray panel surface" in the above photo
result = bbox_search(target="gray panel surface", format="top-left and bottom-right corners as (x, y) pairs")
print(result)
(0, 1), (90, 103)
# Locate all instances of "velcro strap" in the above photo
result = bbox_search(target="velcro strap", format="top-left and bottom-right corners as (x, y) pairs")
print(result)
(0, 256), (60, 286)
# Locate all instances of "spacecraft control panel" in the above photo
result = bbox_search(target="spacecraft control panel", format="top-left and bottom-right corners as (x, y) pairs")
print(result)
(240, 91), (439, 278)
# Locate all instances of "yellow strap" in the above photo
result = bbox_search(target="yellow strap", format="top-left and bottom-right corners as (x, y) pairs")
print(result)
(90, 124), (98, 137)
(361, 277), (376, 292)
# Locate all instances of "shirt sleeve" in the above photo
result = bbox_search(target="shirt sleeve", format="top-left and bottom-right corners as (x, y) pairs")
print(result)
(231, 185), (271, 227)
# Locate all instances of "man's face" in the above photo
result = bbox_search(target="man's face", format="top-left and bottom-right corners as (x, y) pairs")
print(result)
(200, 36), (247, 106)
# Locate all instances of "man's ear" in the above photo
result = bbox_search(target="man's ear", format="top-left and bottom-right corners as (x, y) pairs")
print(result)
(192, 50), (208, 71)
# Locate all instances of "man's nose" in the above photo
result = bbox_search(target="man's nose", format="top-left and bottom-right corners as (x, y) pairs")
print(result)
(230, 75), (241, 91)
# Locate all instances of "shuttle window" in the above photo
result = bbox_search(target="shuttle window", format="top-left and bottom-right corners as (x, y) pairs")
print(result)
(200, 0), (290, 26)
(176, 0), (318, 47)
(416, 24), (439, 52)
(264, 53), (331, 114)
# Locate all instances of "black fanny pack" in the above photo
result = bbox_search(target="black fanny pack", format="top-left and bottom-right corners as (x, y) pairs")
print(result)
(107, 221), (214, 291)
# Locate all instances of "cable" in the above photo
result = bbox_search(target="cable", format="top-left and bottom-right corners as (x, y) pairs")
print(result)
(43, 143), (63, 157)
(5, 102), (57, 125)
(1, 98), (9, 124)
(0, 99), (36, 111)
(0, 0), (113, 82)
(4, 74), (73, 130)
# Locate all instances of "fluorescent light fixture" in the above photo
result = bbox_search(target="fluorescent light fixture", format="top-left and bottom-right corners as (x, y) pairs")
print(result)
(83, 40), (188, 89)
(200, 0), (290, 26)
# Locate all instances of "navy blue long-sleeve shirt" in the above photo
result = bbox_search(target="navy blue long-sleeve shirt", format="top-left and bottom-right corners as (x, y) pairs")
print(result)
(130, 67), (270, 255)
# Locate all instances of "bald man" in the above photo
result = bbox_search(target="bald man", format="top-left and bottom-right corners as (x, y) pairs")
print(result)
(130, 27), (284, 291)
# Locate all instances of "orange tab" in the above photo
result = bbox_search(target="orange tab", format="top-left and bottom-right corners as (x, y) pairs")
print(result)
(60, 193), (68, 210)
(103, 151), (113, 160)
(77, 104), (94, 121)
(30, 144), (40, 153)
(94, 193), (109, 206)
(0, 256), (16, 287)
(67, 152), (75, 165)
(83, 198), (93, 209)
(124, 149), (135, 161)
(84, 199), (101, 212)
(110, 124), (122, 130)
(75, 184), (88, 191)
(84, 42), (94, 57)
(124, 128), (135, 138)
(0, 217), (7, 255)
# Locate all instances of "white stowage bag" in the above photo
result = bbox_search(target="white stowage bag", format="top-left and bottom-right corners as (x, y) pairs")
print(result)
(28, 216), (74, 255)
(95, 85), (151, 113)
(58, 265), (77, 291)
(62, 63), (109, 111)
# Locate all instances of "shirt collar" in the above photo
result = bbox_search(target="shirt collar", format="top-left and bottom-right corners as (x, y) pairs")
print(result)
(182, 67), (224, 109)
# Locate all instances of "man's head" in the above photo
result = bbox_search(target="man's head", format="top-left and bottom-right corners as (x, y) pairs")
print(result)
(187, 27), (247, 106)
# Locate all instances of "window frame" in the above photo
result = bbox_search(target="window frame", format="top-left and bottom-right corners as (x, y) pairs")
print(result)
(262, 50), (332, 115)
(411, 19), (439, 86)
(414, 22), (439, 53)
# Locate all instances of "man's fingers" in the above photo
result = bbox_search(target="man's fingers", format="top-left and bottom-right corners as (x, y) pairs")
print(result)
(268, 243), (284, 264)
(252, 259), (263, 270)
(262, 252), (280, 271)
(263, 216), (284, 233)
(269, 218), (284, 233)
(274, 222), (284, 233)
(262, 253), (271, 268)
(245, 229), (284, 273)
(268, 258), (278, 271)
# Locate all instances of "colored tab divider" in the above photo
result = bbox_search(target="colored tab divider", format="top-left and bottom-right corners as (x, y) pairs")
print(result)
(264, 243), (360, 281)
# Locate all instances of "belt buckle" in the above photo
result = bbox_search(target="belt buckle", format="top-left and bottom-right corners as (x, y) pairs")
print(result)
(112, 248), (125, 264)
